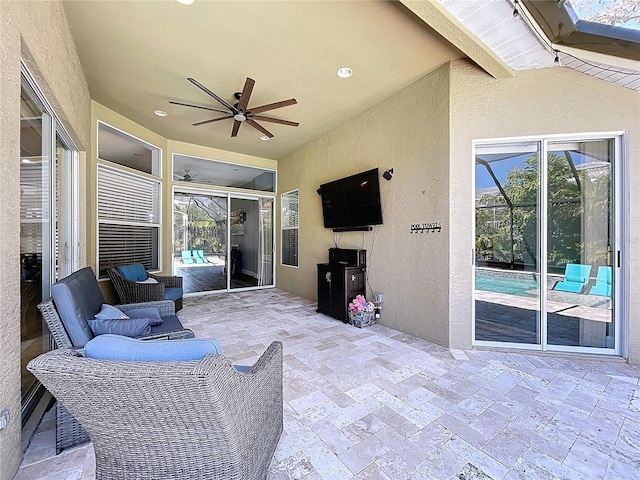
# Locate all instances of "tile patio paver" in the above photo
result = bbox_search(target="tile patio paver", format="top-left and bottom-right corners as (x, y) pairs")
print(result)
(16, 289), (640, 479)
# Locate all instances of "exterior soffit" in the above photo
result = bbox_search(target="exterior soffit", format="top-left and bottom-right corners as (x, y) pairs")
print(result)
(399, 0), (514, 79)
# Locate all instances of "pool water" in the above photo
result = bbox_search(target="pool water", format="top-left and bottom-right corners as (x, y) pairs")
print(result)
(475, 272), (539, 297)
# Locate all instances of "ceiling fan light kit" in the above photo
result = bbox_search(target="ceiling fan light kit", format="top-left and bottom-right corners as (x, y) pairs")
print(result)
(170, 77), (299, 139)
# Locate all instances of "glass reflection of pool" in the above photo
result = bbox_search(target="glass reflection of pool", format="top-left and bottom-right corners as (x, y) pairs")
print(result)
(475, 270), (538, 297)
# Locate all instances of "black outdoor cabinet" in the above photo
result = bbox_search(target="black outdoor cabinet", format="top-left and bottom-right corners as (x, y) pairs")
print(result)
(317, 263), (366, 322)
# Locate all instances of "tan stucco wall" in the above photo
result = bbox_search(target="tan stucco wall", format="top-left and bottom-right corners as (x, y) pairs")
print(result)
(0, 1), (91, 478)
(277, 64), (452, 346)
(277, 58), (640, 361)
(448, 59), (640, 355)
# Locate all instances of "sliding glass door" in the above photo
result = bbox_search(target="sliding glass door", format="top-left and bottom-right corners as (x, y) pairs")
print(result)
(474, 142), (541, 345)
(474, 135), (620, 354)
(173, 192), (228, 293)
(173, 190), (274, 294)
(229, 196), (274, 290)
(545, 139), (614, 349)
(21, 70), (78, 421)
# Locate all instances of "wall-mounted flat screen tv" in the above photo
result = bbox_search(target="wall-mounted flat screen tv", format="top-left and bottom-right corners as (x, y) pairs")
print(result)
(319, 168), (383, 230)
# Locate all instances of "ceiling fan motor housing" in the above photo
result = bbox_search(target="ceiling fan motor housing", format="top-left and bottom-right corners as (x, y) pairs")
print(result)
(172, 77), (298, 138)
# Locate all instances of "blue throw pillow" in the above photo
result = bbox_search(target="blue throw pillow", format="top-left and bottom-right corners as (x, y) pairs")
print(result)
(94, 304), (129, 320)
(117, 263), (147, 282)
(87, 318), (151, 337)
(84, 335), (223, 361)
(125, 307), (163, 326)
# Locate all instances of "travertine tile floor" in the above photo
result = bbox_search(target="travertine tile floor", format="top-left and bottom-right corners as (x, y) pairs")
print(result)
(16, 289), (640, 479)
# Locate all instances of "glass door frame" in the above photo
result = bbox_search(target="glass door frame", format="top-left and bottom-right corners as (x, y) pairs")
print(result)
(21, 62), (79, 421)
(229, 192), (276, 293)
(172, 185), (277, 295)
(472, 131), (626, 357)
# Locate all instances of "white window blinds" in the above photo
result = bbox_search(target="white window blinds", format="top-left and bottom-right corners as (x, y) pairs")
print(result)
(97, 165), (160, 277)
(281, 189), (299, 267)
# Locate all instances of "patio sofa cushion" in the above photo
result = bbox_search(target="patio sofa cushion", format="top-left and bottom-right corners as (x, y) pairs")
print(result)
(51, 267), (105, 347)
(87, 318), (152, 337)
(94, 304), (129, 320)
(126, 307), (163, 326)
(116, 263), (147, 282)
(84, 334), (222, 361)
(164, 287), (184, 302)
(149, 315), (186, 336)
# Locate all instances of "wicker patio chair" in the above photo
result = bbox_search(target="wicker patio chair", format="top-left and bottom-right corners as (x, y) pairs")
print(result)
(38, 297), (195, 454)
(107, 266), (184, 311)
(28, 341), (284, 480)
(37, 266), (194, 453)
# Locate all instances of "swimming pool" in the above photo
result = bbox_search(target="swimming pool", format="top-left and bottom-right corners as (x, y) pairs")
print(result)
(475, 270), (539, 297)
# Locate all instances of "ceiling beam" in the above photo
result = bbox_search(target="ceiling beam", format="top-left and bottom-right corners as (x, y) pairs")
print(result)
(398, 0), (514, 79)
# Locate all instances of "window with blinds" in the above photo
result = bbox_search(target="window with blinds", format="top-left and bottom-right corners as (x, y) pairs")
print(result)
(281, 189), (299, 267)
(97, 165), (160, 278)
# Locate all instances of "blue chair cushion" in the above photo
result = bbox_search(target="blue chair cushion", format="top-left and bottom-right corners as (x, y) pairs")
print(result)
(94, 304), (130, 320)
(554, 281), (583, 293)
(565, 274), (586, 284)
(51, 267), (105, 347)
(116, 263), (147, 282)
(87, 318), (152, 337)
(125, 307), (163, 326)
(84, 334), (223, 361)
(164, 287), (183, 302)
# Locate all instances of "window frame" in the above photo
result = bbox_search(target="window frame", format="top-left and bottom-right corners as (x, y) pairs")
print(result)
(96, 162), (162, 279)
(280, 188), (299, 268)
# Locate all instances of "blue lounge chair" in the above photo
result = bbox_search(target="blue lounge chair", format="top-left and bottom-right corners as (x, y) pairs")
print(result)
(589, 266), (612, 297)
(181, 250), (194, 264)
(553, 264), (591, 293)
(192, 249), (205, 264)
(195, 249), (208, 263)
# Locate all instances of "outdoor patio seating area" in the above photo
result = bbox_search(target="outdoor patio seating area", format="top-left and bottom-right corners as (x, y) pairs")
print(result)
(16, 289), (640, 479)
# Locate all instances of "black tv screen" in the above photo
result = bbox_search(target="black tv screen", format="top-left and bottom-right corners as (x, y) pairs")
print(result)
(319, 168), (383, 230)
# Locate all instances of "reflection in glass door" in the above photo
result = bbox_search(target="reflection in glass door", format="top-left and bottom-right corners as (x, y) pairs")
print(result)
(20, 87), (51, 407)
(230, 196), (274, 290)
(474, 136), (619, 353)
(546, 140), (614, 349)
(20, 74), (77, 421)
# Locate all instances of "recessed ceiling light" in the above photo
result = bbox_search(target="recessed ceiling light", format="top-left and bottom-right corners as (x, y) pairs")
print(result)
(176, 0), (195, 5)
(260, 135), (271, 141)
(337, 67), (353, 79)
(21, 158), (32, 164)
(154, 110), (168, 117)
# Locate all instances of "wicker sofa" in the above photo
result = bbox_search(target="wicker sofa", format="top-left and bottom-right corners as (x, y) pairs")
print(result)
(38, 266), (194, 452)
(28, 341), (283, 480)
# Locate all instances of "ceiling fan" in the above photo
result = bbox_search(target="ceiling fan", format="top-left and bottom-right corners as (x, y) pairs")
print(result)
(170, 77), (299, 138)
(175, 169), (197, 182)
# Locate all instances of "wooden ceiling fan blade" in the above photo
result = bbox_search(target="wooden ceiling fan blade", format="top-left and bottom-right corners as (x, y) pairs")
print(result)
(251, 115), (299, 127)
(249, 98), (297, 114)
(192, 116), (231, 127)
(231, 120), (242, 137)
(237, 78), (255, 111)
(187, 78), (235, 111)
(246, 119), (273, 138)
(169, 101), (230, 114)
